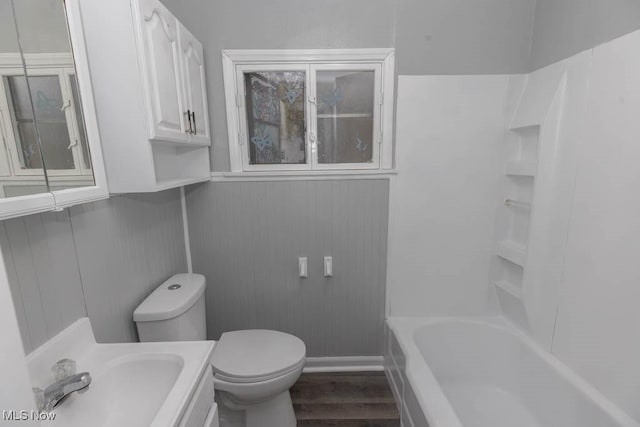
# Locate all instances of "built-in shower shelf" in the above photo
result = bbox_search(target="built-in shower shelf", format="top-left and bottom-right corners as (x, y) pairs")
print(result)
(504, 198), (532, 210)
(497, 240), (527, 267)
(508, 124), (540, 133)
(505, 161), (536, 177)
(493, 280), (523, 300)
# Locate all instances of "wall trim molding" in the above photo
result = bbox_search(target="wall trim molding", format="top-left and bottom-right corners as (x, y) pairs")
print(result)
(210, 170), (397, 182)
(304, 356), (384, 373)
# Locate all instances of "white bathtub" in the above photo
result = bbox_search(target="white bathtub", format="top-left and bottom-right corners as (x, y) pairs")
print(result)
(385, 317), (640, 427)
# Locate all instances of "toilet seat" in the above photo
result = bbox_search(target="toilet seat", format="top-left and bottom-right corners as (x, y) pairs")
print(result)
(211, 330), (306, 384)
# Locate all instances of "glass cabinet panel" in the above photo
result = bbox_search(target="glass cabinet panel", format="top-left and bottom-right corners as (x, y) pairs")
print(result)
(316, 70), (375, 164)
(12, 75), (75, 170)
(243, 70), (306, 165)
(5, 76), (46, 170)
(0, 0), (49, 197)
(10, 0), (95, 190)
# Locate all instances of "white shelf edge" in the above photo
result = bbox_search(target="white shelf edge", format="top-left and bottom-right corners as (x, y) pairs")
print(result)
(505, 160), (537, 177)
(508, 123), (541, 133)
(210, 170), (398, 182)
(493, 280), (523, 300)
(504, 198), (532, 210)
(317, 113), (373, 119)
(497, 240), (527, 267)
(150, 139), (211, 148)
(155, 176), (211, 191)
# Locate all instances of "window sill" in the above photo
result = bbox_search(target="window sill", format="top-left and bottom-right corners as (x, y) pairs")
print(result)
(210, 169), (397, 182)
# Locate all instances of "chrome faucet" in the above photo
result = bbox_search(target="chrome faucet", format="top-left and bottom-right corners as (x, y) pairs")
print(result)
(33, 360), (91, 412)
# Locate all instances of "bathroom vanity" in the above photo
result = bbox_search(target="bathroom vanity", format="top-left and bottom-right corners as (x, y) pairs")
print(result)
(26, 318), (218, 427)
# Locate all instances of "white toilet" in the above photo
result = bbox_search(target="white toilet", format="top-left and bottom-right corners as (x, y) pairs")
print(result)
(133, 273), (306, 427)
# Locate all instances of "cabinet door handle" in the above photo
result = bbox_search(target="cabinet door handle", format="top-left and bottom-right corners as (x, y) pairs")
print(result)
(185, 110), (192, 134)
(191, 111), (197, 135)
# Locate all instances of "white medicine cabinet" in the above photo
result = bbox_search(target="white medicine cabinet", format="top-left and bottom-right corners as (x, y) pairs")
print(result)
(222, 49), (395, 174)
(79, 0), (211, 193)
(0, 0), (109, 220)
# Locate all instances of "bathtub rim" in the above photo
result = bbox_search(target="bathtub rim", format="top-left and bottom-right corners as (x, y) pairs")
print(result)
(386, 315), (640, 427)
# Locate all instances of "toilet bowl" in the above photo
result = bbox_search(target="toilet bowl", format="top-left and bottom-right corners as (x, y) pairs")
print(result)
(133, 273), (306, 427)
(212, 329), (305, 427)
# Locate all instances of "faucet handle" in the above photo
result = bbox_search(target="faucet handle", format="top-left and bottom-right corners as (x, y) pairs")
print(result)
(51, 359), (76, 382)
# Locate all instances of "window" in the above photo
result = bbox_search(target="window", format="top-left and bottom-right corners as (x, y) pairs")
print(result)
(243, 68), (307, 166)
(0, 58), (92, 178)
(223, 49), (395, 173)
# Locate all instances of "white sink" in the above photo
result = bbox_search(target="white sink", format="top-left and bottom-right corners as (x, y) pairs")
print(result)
(26, 318), (214, 427)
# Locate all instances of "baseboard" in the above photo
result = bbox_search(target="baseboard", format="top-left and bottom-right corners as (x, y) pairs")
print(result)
(303, 356), (384, 373)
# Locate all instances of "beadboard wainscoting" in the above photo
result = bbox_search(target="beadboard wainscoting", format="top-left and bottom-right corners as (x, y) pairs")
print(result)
(185, 179), (389, 357)
(0, 189), (187, 353)
(69, 191), (187, 343)
(0, 211), (86, 354)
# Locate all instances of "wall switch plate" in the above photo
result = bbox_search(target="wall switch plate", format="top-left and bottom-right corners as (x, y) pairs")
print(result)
(324, 256), (333, 277)
(298, 257), (308, 278)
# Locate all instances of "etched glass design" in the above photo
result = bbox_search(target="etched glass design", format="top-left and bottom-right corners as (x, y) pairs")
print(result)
(244, 71), (306, 165)
(316, 70), (374, 164)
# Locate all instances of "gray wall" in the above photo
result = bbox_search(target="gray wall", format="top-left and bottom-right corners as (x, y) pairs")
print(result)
(186, 180), (389, 357)
(0, 0), (70, 54)
(1, 190), (187, 354)
(157, 0), (537, 361)
(160, 0), (536, 171)
(530, 0), (640, 70)
(1, 211), (85, 354)
(395, 0), (536, 75)
(161, 0), (397, 172)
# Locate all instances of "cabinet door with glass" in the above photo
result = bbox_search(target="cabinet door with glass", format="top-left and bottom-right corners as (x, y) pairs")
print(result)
(223, 50), (394, 173)
(0, 0), (108, 219)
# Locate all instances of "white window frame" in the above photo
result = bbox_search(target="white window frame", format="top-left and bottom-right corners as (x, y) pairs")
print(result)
(222, 49), (395, 173)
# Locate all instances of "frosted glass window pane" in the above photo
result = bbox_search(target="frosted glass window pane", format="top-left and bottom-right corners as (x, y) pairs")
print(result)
(316, 70), (374, 164)
(7, 76), (33, 120)
(27, 76), (66, 122)
(15, 122), (43, 169)
(37, 123), (75, 169)
(317, 117), (374, 164)
(8, 75), (74, 170)
(244, 71), (306, 165)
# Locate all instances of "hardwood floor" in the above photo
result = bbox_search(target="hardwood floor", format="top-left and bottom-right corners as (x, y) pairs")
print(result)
(291, 372), (400, 427)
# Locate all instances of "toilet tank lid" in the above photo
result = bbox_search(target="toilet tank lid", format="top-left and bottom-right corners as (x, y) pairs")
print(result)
(133, 273), (205, 322)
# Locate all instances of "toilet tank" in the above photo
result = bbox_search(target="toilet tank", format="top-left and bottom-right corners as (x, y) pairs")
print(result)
(133, 273), (207, 342)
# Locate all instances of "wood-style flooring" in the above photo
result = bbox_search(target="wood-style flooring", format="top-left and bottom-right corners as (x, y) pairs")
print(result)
(291, 371), (400, 427)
